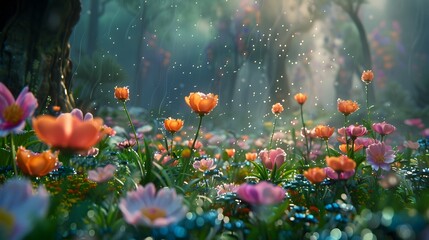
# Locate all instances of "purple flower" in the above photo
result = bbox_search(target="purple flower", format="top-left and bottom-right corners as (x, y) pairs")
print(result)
(372, 122), (396, 136)
(259, 148), (286, 170)
(70, 108), (93, 121)
(0, 178), (49, 240)
(88, 164), (117, 183)
(325, 167), (355, 180)
(0, 83), (38, 136)
(236, 181), (285, 205)
(119, 183), (188, 227)
(366, 142), (396, 171)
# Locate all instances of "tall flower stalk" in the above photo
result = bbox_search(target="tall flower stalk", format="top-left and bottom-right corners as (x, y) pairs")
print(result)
(269, 103), (284, 149)
(115, 86), (144, 179)
(361, 70), (374, 121)
(294, 93), (309, 162)
(181, 92), (218, 184)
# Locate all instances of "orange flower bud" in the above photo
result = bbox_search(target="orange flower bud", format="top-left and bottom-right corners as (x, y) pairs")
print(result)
(185, 92), (218, 115)
(271, 103), (284, 114)
(245, 152), (258, 161)
(52, 105), (61, 112)
(361, 70), (374, 84)
(225, 148), (236, 158)
(326, 155), (356, 172)
(339, 144), (363, 154)
(304, 167), (327, 184)
(337, 99), (359, 116)
(314, 125), (335, 140)
(181, 148), (191, 158)
(114, 86), (129, 102)
(294, 93), (307, 105)
(164, 117), (184, 133)
(16, 146), (58, 177)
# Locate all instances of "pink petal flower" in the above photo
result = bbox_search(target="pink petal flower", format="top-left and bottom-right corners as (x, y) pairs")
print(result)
(119, 183), (188, 227)
(372, 122), (396, 136)
(259, 148), (286, 170)
(237, 181), (285, 205)
(88, 164), (117, 183)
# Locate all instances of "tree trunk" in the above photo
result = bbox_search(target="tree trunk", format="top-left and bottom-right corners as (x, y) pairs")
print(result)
(347, 10), (375, 104)
(0, 0), (80, 113)
(87, 0), (99, 56)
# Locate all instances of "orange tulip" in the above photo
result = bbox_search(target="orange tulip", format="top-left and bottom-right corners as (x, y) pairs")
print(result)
(337, 99), (359, 116)
(304, 167), (327, 184)
(271, 103), (284, 114)
(339, 144), (363, 154)
(361, 70), (374, 84)
(326, 155), (356, 172)
(185, 92), (218, 115)
(245, 152), (258, 161)
(16, 146), (58, 177)
(164, 117), (184, 133)
(314, 125), (335, 140)
(225, 148), (236, 158)
(294, 93), (307, 105)
(114, 86), (129, 102)
(32, 113), (104, 152)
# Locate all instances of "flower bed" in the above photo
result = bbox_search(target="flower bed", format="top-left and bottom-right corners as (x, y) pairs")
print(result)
(1, 74), (429, 239)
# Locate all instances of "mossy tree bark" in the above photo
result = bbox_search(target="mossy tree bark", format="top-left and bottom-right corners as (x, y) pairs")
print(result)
(0, 0), (81, 113)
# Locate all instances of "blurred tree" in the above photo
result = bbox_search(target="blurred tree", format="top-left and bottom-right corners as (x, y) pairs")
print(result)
(0, 0), (80, 113)
(87, 0), (113, 56)
(73, 51), (127, 112)
(332, 0), (375, 103)
(116, 0), (177, 105)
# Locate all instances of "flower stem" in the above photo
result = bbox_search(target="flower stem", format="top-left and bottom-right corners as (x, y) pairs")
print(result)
(365, 84), (370, 121)
(269, 116), (278, 149)
(170, 133), (175, 155)
(10, 134), (18, 176)
(122, 101), (144, 177)
(191, 115), (204, 152)
(345, 115), (349, 154)
(300, 105), (310, 163)
(325, 139), (331, 157)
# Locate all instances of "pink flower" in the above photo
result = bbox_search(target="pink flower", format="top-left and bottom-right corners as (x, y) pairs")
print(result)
(325, 167), (355, 180)
(346, 125), (367, 139)
(404, 118), (424, 128)
(0, 178), (49, 240)
(236, 181), (285, 205)
(259, 148), (286, 170)
(366, 142), (396, 171)
(372, 122), (396, 136)
(119, 183), (188, 227)
(216, 183), (239, 196)
(355, 137), (378, 148)
(154, 152), (178, 166)
(403, 140), (419, 150)
(0, 83), (38, 136)
(88, 164), (117, 183)
(422, 128), (429, 137)
(193, 158), (216, 172)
